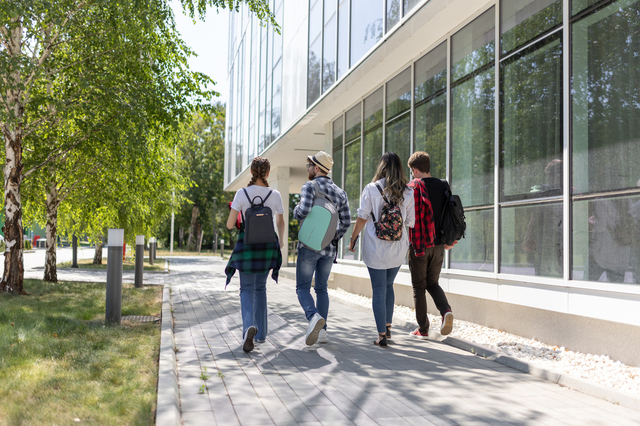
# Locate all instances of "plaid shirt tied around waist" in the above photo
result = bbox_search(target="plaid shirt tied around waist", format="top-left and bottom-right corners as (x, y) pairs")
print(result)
(407, 178), (436, 256)
(293, 176), (351, 258)
(225, 226), (282, 286)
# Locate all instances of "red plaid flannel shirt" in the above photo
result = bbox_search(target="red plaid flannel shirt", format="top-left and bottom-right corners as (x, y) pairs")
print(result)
(407, 178), (436, 256)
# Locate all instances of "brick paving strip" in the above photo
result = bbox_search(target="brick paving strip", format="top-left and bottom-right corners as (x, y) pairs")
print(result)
(155, 257), (640, 425)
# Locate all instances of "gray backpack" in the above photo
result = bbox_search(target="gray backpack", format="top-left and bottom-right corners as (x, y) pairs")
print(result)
(298, 180), (339, 252)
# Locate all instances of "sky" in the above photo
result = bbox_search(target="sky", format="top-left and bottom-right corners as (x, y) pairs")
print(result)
(171, 1), (230, 105)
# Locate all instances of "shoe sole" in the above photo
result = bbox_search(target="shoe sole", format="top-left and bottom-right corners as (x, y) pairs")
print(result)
(243, 327), (257, 352)
(440, 312), (454, 336)
(305, 317), (326, 346)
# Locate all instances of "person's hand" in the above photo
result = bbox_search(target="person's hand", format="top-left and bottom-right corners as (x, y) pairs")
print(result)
(444, 241), (458, 250)
(349, 237), (358, 252)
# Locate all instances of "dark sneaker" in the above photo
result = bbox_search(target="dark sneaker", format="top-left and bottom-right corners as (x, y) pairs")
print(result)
(305, 313), (325, 346)
(386, 325), (392, 340)
(410, 328), (429, 339)
(374, 334), (388, 348)
(243, 326), (257, 352)
(440, 311), (454, 336)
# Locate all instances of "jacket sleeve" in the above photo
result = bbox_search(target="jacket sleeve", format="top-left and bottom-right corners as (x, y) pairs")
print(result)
(293, 182), (314, 220)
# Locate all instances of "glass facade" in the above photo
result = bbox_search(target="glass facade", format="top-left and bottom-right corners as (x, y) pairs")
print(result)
(227, 0), (640, 286)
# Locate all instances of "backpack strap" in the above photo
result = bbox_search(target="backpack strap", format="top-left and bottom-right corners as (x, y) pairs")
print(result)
(439, 179), (452, 230)
(374, 182), (390, 204)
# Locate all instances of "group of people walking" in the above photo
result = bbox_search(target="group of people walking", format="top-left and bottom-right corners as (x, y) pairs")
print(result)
(225, 150), (454, 353)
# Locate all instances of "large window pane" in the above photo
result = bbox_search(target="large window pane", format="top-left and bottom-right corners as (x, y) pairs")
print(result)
(333, 116), (344, 151)
(387, 0), (401, 31)
(385, 114), (411, 178)
(501, 203), (563, 277)
(572, 0), (640, 194)
(500, 0), (561, 54)
(337, 0), (349, 78)
(363, 126), (383, 187)
(573, 195), (640, 284)
(342, 140), (362, 260)
(323, 0), (337, 92)
(307, 0), (323, 106)
(451, 7), (495, 82)
(415, 41), (447, 104)
(450, 209), (494, 271)
(414, 94), (446, 179)
(345, 103), (362, 142)
(351, 0), (383, 67)
(364, 88), (383, 132)
(501, 37), (562, 200)
(333, 147), (344, 187)
(451, 69), (495, 207)
(271, 60), (282, 139)
(386, 68), (411, 119)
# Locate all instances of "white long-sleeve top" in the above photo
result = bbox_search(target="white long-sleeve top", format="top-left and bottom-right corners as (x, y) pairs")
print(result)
(357, 178), (415, 269)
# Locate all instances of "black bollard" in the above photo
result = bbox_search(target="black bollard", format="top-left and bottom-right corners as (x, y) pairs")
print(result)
(72, 235), (78, 268)
(134, 235), (144, 288)
(105, 229), (124, 324)
(149, 237), (155, 265)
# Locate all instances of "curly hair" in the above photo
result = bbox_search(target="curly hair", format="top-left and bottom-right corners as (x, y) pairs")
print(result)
(372, 152), (408, 206)
(248, 157), (270, 186)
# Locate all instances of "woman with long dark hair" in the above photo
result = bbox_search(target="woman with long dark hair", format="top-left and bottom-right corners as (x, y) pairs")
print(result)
(349, 152), (414, 347)
(225, 157), (285, 353)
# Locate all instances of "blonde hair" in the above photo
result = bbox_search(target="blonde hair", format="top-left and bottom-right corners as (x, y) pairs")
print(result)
(372, 152), (408, 205)
(248, 157), (270, 186)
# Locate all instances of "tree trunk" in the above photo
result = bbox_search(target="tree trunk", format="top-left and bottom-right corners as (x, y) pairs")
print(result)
(44, 183), (59, 282)
(178, 227), (184, 249)
(93, 237), (103, 264)
(186, 205), (199, 250)
(197, 228), (204, 253)
(1, 21), (26, 294)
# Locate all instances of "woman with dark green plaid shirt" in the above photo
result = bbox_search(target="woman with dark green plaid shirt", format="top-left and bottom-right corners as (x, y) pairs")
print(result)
(225, 157), (285, 353)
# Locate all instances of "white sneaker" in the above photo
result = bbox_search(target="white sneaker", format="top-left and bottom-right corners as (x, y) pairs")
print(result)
(305, 313), (325, 346)
(317, 329), (328, 343)
(440, 311), (454, 336)
(243, 326), (257, 352)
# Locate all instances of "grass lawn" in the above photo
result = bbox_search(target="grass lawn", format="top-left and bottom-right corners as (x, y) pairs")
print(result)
(58, 257), (166, 272)
(0, 280), (162, 425)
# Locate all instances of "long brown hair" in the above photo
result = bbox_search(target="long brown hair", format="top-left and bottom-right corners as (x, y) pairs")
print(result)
(248, 157), (270, 186)
(372, 152), (408, 205)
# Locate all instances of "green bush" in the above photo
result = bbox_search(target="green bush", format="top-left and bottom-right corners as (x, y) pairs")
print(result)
(24, 240), (32, 250)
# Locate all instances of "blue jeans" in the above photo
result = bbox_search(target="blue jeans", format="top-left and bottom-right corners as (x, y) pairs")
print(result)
(296, 247), (333, 328)
(367, 266), (400, 334)
(238, 271), (268, 341)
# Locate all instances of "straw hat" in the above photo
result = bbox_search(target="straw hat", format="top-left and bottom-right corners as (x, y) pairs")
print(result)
(307, 151), (333, 173)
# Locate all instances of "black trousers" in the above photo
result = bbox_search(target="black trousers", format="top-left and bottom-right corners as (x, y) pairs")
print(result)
(408, 245), (451, 333)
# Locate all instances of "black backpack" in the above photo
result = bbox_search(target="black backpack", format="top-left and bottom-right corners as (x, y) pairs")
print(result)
(242, 188), (277, 244)
(439, 180), (466, 246)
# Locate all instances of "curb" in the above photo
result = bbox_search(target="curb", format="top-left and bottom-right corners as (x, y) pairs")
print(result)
(156, 285), (180, 426)
(327, 293), (640, 413)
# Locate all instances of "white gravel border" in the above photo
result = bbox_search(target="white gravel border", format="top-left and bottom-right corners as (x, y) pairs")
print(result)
(328, 287), (640, 398)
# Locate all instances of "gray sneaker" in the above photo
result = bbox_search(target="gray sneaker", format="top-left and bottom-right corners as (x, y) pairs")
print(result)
(305, 313), (325, 346)
(317, 329), (328, 343)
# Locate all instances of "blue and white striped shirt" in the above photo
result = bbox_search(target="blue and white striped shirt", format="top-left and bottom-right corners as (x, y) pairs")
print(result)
(294, 176), (351, 258)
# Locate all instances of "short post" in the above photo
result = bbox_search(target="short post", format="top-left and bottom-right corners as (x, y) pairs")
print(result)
(106, 229), (124, 324)
(134, 235), (144, 288)
(219, 238), (224, 257)
(149, 237), (155, 265)
(72, 234), (78, 268)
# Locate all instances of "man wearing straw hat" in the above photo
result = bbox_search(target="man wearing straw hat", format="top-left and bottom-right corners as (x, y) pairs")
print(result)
(293, 151), (351, 346)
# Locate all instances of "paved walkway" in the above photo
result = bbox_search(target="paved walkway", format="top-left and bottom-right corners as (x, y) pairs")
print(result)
(166, 257), (640, 425)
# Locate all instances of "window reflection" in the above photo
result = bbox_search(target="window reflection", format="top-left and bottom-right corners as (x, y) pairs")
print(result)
(333, 117), (344, 187)
(337, 0), (349, 78)
(308, 0), (323, 106)
(343, 140), (362, 260)
(323, 0), (337, 92)
(351, 0), (383, 67)
(573, 196), (640, 284)
(500, 0), (561, 54)
(364, 89), (383, 187)
(501, 37), (562, 200)
(387, 0), (401, 31)
(451, 7), (495, 82)
(450, 209), (495, 272)
(501, 203), (562, 277)
(572, 0), (640, 195)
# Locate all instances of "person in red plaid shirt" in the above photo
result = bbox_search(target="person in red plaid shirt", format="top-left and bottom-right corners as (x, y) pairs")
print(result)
(407, 151), (456, 339)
